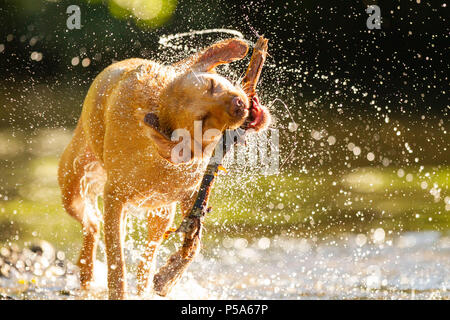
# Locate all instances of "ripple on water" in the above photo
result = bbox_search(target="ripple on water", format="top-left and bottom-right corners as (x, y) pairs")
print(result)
(2, 232), (448, 300)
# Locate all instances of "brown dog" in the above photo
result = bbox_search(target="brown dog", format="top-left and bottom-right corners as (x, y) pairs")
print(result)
(58, 38), (270, 299)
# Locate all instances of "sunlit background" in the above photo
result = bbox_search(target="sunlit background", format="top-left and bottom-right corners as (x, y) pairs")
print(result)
(0, 0), (448, 299)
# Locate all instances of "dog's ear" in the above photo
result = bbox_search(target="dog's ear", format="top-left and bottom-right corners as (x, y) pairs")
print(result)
(143, 113), (180, 164)
(191, 38), (249, 72)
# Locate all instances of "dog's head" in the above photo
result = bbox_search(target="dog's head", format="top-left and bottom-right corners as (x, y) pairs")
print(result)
(146, 38), (271, 164)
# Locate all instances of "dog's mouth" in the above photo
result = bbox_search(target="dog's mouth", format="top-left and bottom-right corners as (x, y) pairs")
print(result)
(241, 95), (268, 131)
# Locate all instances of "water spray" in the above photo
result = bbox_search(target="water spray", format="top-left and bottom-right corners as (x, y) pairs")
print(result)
(152, 36), (269, 297)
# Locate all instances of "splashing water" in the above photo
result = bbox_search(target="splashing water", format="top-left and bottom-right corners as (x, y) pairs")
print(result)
(0, 1), (448, 300)
(159, 28), (245, 47)
(1, 231), (449, 299)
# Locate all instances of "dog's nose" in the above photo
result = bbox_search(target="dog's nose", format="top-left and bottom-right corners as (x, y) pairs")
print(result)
(231, 97), (248, 118)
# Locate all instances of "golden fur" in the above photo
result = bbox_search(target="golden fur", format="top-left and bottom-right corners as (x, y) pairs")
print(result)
(58, 38), (270, 299)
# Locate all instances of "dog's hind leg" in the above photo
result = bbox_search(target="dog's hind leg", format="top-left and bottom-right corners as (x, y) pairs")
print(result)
(136, 203), (176, 296)
(58, 122), (104, 289)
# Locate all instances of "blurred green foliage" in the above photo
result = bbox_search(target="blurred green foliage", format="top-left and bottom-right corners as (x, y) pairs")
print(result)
(0, 0), (448, 256)
(108, 0), (177, 29)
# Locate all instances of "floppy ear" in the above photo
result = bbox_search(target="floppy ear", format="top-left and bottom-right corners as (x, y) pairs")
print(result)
(191, 38), (249, 72)
(143, 113), (179, 164)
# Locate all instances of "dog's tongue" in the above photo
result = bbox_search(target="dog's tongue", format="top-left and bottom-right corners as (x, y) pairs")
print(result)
(248, 96), (264, 129)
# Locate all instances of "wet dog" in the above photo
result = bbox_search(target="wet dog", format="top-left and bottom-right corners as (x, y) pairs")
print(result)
(58, 38), (270, 299)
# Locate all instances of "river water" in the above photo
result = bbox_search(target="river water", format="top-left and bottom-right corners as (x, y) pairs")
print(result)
(0, 28), (448, 300)
(1, 231), (448, 300)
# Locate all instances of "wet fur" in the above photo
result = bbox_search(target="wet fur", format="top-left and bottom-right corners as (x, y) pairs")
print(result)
(58, 38), (270, 299)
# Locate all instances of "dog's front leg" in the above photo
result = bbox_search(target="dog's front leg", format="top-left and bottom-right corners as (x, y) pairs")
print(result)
(136, 203), (176, 296)
(104, 185), (128, 300)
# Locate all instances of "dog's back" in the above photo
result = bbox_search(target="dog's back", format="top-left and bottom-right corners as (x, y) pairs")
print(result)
(80, 58), (173, 164)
